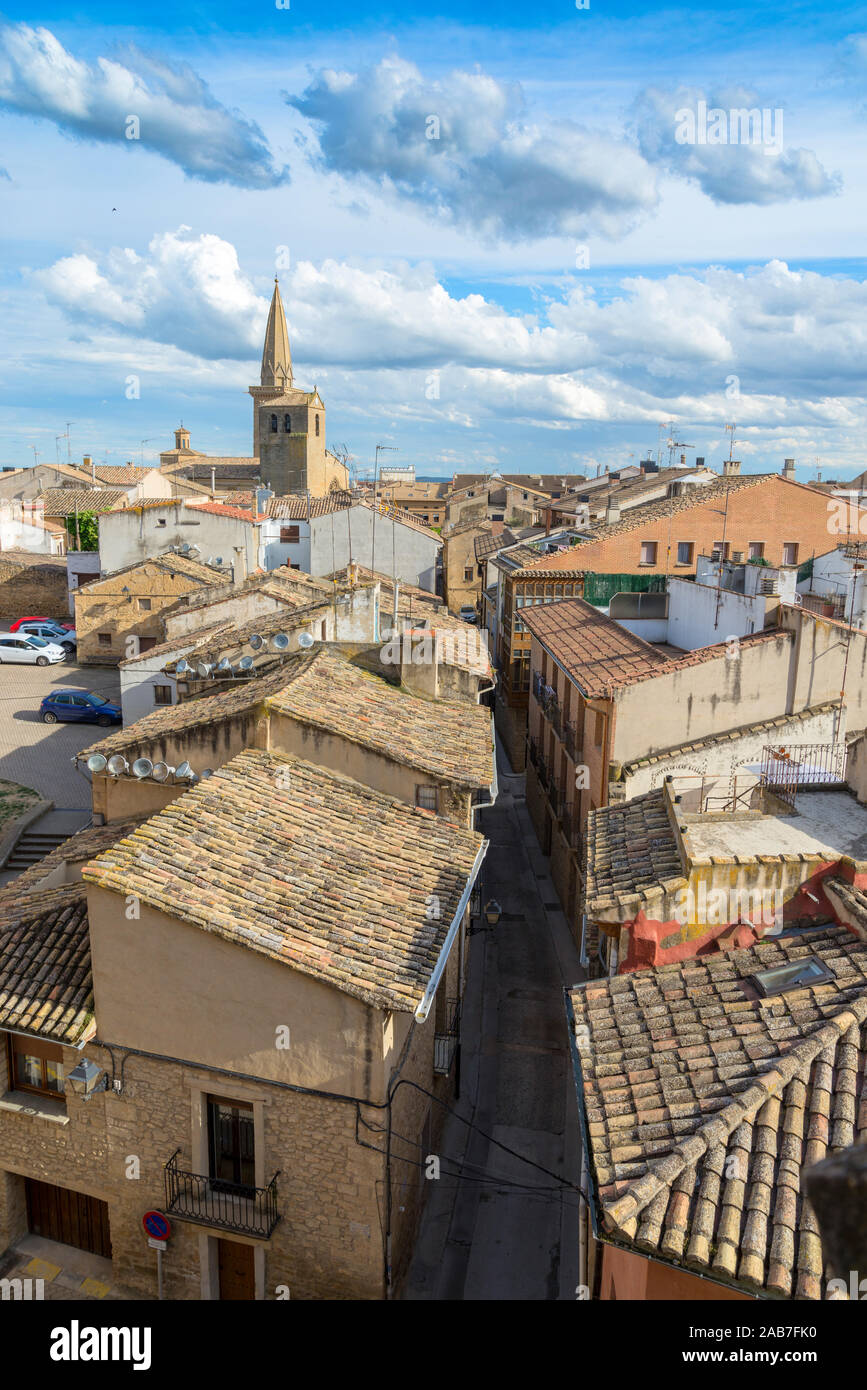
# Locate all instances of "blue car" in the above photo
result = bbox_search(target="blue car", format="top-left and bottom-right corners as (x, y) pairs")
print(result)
(40, 690), (122, 726)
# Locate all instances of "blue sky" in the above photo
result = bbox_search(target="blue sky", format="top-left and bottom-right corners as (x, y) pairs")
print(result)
(1, 1), (866, 482)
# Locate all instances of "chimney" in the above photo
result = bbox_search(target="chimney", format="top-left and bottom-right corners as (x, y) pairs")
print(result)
(605, 498), (621, 526)
(695, 457), (705, 468)
(723, 458), (741, 478)
(232, 545), (247, 588)
(679, 453), (686, 467)
(783, 458), (796, 482)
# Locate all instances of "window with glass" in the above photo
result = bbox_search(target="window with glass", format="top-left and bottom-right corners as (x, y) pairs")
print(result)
(640, 541), (658, 565)
(416, 785), (438, 811)
(7, 1033), (65, 1098)
(153, 685), (172, 705)
(676, 542), (694, 565)
(782, 542), (799, 566)
(748, 542), (764, 560)
(207, 1095), (255, 1192)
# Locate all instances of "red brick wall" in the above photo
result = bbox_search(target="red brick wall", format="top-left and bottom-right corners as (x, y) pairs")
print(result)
(551, 476), (840, 576)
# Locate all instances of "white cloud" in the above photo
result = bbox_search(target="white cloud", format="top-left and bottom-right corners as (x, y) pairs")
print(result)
(35, 230), (867, 437)
(0, 22), (286, 187)
(289, 56), (659, 242)
(632, 86), (841, 205)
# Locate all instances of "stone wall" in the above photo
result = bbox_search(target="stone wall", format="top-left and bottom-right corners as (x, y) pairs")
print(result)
(0, 555), (69, 619)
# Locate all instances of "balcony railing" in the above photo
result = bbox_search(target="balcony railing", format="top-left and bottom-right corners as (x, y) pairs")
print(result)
(563, 721), (581, 764)
(537, 757), (549, 790)
(164, 1150), (280, 1239)
(434, 998), (461, 1075)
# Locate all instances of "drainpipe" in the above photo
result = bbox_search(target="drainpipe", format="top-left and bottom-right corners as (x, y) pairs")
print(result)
(414, 840), (488, 1022)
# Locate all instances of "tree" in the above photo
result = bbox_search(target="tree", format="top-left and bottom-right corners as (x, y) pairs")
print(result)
(64, 511), (99, 551)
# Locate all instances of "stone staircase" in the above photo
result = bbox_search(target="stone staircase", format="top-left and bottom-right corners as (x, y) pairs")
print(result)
(4, 828), (69, 871)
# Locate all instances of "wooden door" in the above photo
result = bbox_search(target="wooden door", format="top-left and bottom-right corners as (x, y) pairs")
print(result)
(218, 1238), (255, 1300)
(25, 1179), (111, 1258)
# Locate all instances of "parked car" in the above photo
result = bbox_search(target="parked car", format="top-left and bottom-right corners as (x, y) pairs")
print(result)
(16, 621), (77, 654)
(40, 691), (122, 725)
(10, 615), (75, 632)
(0, 635), (66, 666)
(458, 605), (479, 624)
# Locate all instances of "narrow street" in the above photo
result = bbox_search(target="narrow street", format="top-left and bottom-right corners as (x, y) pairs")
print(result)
(405, 734), (584, 1300)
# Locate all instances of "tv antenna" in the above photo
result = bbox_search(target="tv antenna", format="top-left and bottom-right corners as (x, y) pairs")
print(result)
(725, 423), (737, 463)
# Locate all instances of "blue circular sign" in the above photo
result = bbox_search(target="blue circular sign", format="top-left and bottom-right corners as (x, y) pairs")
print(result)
(143, 1210), (170, 1240)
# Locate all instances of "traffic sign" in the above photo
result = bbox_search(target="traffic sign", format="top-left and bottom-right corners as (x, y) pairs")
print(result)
(142, 1210), (171, 1241)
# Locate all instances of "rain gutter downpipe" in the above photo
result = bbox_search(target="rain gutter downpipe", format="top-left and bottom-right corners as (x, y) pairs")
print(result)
(414, 839), (488, 1022)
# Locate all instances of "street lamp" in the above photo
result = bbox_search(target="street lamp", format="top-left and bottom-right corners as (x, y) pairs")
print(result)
(67, 1057), (107, 1100)
(484, 899), (502, 927)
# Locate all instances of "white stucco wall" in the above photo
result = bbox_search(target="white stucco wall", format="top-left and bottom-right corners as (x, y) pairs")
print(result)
(99, 505), (264, 577)
(309, 506), (440, 592)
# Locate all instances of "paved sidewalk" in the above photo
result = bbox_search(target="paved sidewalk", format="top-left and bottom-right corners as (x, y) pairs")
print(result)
(404, 737), (584, 1300)
(0, 1235), (148, 1301)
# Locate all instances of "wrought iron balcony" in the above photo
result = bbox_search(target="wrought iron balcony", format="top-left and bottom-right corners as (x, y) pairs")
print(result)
(537, 757), (549, 790)
(164, 1150), (280, 1239)
(434, 998), (461, 1075)
(563, 721), (581, 764)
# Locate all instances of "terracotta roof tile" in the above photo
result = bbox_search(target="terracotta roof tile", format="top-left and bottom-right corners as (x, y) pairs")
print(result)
(584, 789), (685, 913)
(37, 487), (129, 514)
(569, 925), (867, 1298)
(0, 884), (92, 1044)
(82, 750), (484, 1013)
(523, 596), (784, 697)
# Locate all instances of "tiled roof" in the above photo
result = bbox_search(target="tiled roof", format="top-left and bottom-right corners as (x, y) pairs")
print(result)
(475, 528), (518, 561)
(88, 465), (154, 484)
(568, 925), (867, 1299)
(82, 750), (484, 1013)
(37, 487), (129, 514)
(264, 648), (494, 787)
(0, 817), (146, 901)
(522, 596), (784, 698)
(162, 602), (331, 668)
(267, 492), (352, 519)
(185, 501), (264, 522)
(583, 789), (685, 915)
(452, 473), (587, 494)
(359, 500), (441, 538)
(80, 666), (291, 757)
(0, 884), (93, 1044)
(328, 565), (440, 607)
(527, 475), (810, 572)
(523, 597), (670, 696)
(118, 620), (234, 667)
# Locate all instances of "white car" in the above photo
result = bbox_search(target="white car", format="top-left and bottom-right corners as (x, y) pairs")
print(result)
(0, 634), (66, 666)
(16, 621), (77, 654)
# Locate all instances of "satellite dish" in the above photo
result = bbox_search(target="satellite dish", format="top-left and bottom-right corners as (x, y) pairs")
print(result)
(175, 761), (194, 780)
(271, 632), (290, 651)
(151, 762), (175, 783)
(206, 556), (215, 566)
(249, 634), (264, 650)
(107, 754), (128, 776)
(239, 655), (254, 671)
(187, 544), (200, 554)
(214, 556), (223, 566)
(201, 768), (214, 779)
(216, 657), (233, 673)
(196, 662), (213, 678)
(87, 753), (107, 773)
(176, 659), (191, 675)
(179, 543), (190, 554)
(132, 758), (153, 779)
(298, 631), (314, 649)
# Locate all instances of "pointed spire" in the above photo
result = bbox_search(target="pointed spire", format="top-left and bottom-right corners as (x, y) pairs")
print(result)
(260, 277), (293, 390)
